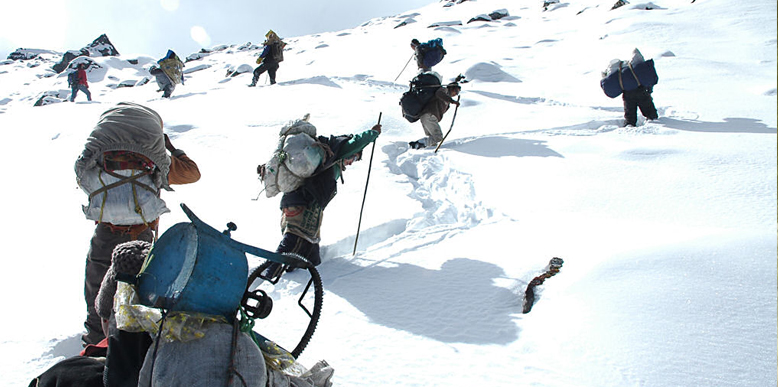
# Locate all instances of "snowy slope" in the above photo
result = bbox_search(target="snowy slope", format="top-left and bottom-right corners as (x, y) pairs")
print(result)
(0, 0), (775, 386)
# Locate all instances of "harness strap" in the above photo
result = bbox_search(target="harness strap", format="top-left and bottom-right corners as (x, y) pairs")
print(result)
(626, 61), (642, 86)
(90, 165), (160, 227)
(131, 177), (150, 226)
(618, 62), (625, 91)
(88, 169), (157, 199)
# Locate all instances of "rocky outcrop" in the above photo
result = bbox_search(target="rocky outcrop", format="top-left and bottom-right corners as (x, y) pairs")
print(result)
(34, 90), (69, 106)
(7, 48), (59, 61)
(467, 9), (510, 23)
(84, 34), (120, 57)
(52, 34), (120, 73)
(8, 50), (41, 61)
(612, 0), (628, 10)
(489, 9), (510, 20)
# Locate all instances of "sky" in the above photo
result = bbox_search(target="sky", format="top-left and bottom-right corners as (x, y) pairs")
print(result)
(0, 0), (433, 60)
(0, 0), (776, 386)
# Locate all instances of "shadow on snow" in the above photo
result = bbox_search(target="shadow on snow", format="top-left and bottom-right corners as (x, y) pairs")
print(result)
(323, 256), (521, 345)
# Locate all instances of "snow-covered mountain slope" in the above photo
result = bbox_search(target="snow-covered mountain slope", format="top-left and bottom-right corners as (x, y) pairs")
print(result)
(1, 0), (775, 386)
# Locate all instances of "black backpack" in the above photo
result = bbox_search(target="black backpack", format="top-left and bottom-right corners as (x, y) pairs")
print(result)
(399, 72), (442, 122)
(271, 41), (285, 63)
(67, 71), (78, 87)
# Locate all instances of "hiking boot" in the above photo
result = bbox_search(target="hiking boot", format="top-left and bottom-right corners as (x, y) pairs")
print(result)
(408, 141), (426, 149)
(248, 83), (256, 87)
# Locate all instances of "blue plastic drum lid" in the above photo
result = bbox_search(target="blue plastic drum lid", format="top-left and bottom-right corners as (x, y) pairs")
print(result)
(137, 221), (248, 319)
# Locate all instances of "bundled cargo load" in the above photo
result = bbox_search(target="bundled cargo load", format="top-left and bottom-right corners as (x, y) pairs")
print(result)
(600, 48), (658, 98)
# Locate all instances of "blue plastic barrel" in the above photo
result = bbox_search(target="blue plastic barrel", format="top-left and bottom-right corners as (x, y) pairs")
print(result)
(136, 205), (249, 319)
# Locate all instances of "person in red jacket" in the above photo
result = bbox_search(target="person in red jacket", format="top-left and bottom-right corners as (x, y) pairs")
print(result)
(70, 63), (92, 102)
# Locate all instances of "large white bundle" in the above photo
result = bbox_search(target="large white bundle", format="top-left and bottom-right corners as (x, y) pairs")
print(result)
(284, 133), (324, 177)
(262, 118), (325, 197)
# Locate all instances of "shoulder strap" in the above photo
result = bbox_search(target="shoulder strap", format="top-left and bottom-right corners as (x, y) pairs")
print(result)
(88, 168), (157, 199)
(626, 61), (642, 86)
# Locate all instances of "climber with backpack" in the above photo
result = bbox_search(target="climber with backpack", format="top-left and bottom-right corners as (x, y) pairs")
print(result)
(69, 62), (92, 102)
(257, 116), (381, 277)
(74, 102), (201, 347)
(151, 50), (185, 98)
(600, 48), (659, 126)
(407, 76), (461, 149)
(411, 38), (447, 72)
(249, 30), (286, 87)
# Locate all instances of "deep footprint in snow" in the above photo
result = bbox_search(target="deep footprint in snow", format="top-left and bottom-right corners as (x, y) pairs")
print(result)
(382, 142), (497, 232)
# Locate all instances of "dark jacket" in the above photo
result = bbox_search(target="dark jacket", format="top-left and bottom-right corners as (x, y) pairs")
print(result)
(28, 356), (105, 387)
(259, 42), (281, 66)
(280, 129), (379, 209)
(422, 87), (458, 121)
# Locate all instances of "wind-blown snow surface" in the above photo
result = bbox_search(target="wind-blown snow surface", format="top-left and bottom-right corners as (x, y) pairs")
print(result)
(1, 0), (775, 386)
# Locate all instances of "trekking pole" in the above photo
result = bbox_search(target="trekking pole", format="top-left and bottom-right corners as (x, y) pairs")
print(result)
(251, 187), (265, 201)
(434, 95), (461, 153)
(353, 112), (382, 256)
(394, 54), (414, 82)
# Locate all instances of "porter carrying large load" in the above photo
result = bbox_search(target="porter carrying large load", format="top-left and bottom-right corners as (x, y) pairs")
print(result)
(158, 49), (185, 85)
(260, 115), (327, 198)
(399, 71), (443, 122)
(600, 48), (658, 98)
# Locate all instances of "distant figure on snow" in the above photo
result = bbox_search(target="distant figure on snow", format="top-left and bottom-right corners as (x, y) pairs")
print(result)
(600, 48), (659, 126)
(410, 38), (446, 72)
(409, 80), (460, 149)
(151, 50), (185, 98)
(543, 0), (560, 11)
(70, 63), (92, 102)
(249, 30), (286, 87)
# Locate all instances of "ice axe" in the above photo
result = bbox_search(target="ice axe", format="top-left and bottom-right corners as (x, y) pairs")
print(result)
(353, 112), (382, 255)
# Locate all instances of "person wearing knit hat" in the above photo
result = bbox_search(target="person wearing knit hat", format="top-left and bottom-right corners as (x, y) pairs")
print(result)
(249, 30), (286, 87)
(92, 240), (153, 387)
(75, 102), (202, 347)
(95, 240), (151, 324)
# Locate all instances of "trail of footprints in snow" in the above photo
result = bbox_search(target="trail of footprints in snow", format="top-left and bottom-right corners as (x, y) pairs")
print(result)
(383, 143), (497, 232)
